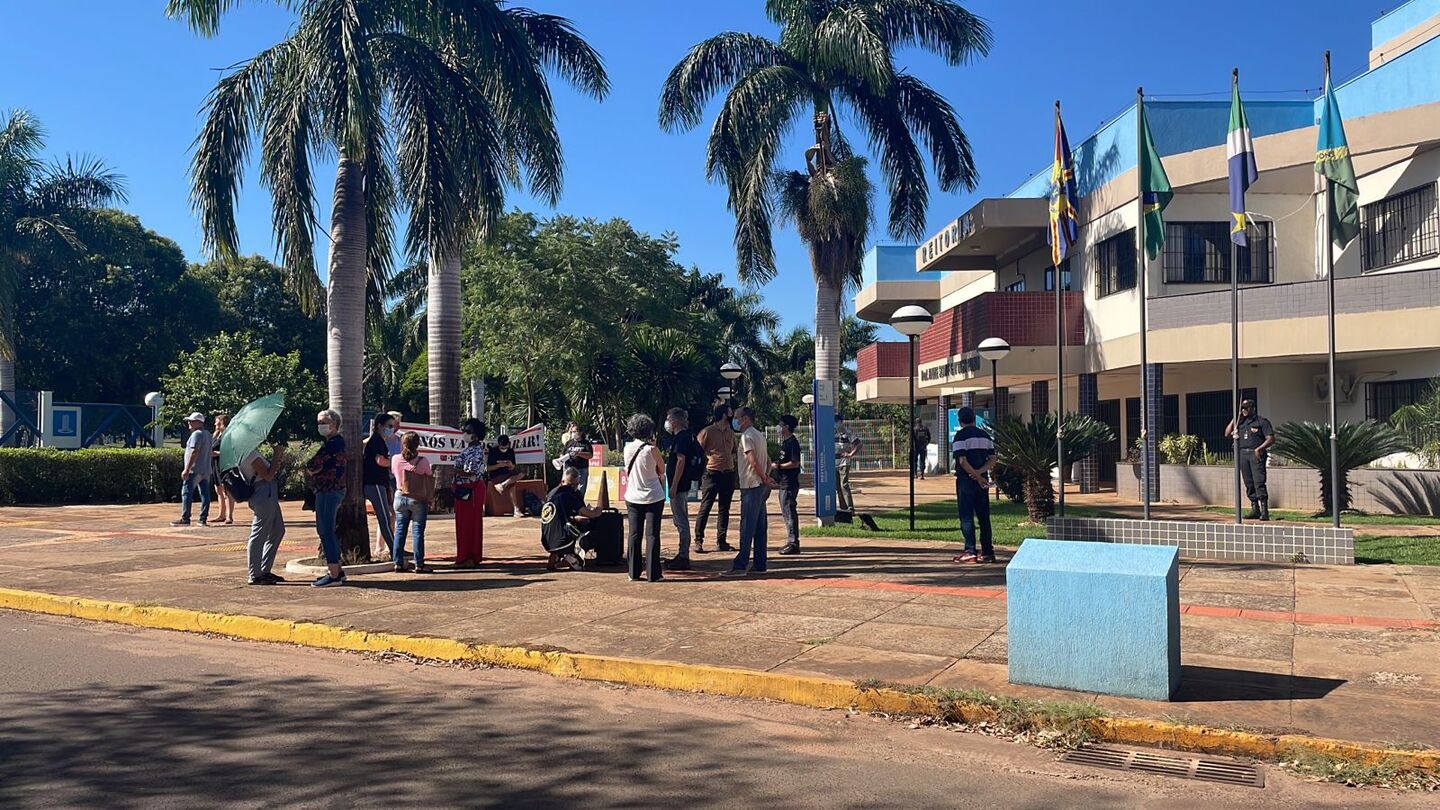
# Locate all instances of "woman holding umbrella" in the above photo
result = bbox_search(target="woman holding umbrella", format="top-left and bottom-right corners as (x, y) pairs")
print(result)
(217, 393), (290, 585)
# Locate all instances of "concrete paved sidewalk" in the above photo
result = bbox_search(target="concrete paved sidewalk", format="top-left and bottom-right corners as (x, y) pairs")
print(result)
(1, 472), (1438, 750)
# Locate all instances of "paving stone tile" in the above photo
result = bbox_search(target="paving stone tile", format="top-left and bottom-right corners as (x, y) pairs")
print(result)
(1181, 590), (1295, 612)
(649, 632), (808, 671)
(1294, 594), (1429, 620)
(1180, 623), (1293, 663)
(502, 589), (657, 619)
(432, 610), (588, 647)
(835, 621), (992, 659)
(878, 602), (1008, 632)
(964, 631), (1007, 662)
(770, 643), (954, 685)
(715, 613), (861, 643)
(531, 623), (687, 659)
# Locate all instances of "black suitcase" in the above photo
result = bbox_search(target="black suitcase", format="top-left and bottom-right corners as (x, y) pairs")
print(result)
(580, 510), (625, 566)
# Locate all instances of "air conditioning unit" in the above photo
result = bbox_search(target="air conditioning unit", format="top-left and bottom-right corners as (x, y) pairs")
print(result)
(1312, 373), (1356, 404)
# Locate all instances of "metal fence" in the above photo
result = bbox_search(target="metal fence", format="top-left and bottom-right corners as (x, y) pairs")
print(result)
(766, 417), (909, 472)
(0, 390), (156, 448)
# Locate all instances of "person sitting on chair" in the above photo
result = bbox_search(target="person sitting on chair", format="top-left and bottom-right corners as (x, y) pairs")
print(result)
(540, 467), (601, 570)
(487, 434), (524, 516)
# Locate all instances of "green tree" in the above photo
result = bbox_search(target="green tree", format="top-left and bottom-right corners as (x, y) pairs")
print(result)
(991, 413), (1114, 522)
(171, 0), (550, 557)
(17, 210), (217, 403)
(159, 332), (326, 443)
(0, 110), (127, 434)
(659, 0), (990, 405)
(1272, 421), (1414, 516)
(366, 297), (424, 417)
(188, 255), (326, 371)
(1391, 379), (1440, 466)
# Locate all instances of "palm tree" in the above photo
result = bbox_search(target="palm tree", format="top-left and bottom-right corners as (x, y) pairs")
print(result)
(0, 110), (126, 441)
(170, 0), (538, 556)
(365, 297), (424, 411)
(991, 414), (1113, 522)
(1272, 421), (1413, 516)
(659, 0), (990, 398)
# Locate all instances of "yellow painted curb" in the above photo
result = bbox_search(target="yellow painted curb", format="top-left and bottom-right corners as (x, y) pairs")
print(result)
(2, 586), (1436, 773)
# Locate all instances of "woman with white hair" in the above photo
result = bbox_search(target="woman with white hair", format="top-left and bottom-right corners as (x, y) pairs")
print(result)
(622, 413), (666, 582)
(306, 409), (347, 587)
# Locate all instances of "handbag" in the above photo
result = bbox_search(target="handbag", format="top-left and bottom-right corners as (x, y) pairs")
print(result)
(402, 466), (435, 503)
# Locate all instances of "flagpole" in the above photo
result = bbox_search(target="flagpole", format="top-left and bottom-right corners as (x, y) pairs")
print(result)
(1136, 86), (1152, 521)
(1230, 68), (1243, 526)
(1055, 100), (1067, 518)
(1323, 51), (1341, 529)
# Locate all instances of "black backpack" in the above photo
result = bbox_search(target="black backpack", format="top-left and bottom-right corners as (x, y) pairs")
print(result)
(522, 490), (544, 517)
(219, 467), (255, 503)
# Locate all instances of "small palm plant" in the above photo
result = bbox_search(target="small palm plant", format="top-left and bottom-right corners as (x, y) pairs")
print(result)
(1391, 379), (1440, 466)
(1272, 421), (1413, 516)
(990, 413), (1114, 522)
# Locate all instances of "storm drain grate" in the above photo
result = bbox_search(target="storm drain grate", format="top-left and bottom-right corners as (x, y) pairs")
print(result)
(1061, 745), (1263, 788)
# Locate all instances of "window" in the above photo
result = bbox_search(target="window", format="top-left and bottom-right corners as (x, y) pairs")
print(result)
(1163, 222), (1274, 284)
(1361, 183), (1440, 271)
(1185, 389), (1257, 457)
(1044, 260), (1073, 291)
(1004, 279), (1026, 292)
(1096, 230), (1137, 297)
(1126, 394), (1180, 450)
(1367, 378), (1433, 422)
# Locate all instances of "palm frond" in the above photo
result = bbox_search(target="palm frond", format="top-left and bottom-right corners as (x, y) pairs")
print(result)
(839, 77), (927, 239)
(30, 155), (128, 212)
(659, 33), (799, 133)
(812, 4), (893, 94)
(258, 45), (323, 313)
(867, 0), (993, 64)
(165, 0), (302, 36)
(505, 8), (610, 99)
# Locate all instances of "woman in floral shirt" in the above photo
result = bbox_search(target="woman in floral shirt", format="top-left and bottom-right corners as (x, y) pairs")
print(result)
(452, 418), (487, 568)
(308, 409), (348, 587)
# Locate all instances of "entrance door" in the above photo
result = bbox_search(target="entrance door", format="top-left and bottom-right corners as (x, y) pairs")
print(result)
(1096, 399), (1122, 486)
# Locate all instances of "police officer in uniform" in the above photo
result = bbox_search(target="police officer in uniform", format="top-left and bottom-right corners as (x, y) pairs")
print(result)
(1225, 399), (1275, 521)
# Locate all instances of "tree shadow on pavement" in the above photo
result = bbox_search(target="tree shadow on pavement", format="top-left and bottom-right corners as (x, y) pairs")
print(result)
(0, 674), (772, 809)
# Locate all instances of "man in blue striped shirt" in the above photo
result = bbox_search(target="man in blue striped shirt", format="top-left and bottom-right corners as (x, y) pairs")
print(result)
(951, 407), (996, 564)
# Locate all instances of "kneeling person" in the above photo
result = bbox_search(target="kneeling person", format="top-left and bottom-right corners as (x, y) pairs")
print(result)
(540, 467), (602, 570)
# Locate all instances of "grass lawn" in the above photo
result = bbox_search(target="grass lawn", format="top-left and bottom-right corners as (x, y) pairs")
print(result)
(1200, 506), (1440, 526)
(800, 498), (1119, 548)
(1354, 534), (1440, 566)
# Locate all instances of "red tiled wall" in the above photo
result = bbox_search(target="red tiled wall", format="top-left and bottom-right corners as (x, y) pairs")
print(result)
(916, 292), (1084, 364)
(856, 341), (914, 382)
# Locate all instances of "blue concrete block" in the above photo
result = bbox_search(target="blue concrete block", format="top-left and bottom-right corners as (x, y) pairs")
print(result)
(1006, 539), (1180, 701)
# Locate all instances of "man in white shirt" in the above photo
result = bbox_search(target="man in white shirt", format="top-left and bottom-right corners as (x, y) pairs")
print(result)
(172, 412), (213, 527)
(726, 407), (774, 576)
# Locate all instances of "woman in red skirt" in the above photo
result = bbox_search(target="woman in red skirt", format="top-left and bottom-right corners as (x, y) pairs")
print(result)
(452, 418), (488, 568)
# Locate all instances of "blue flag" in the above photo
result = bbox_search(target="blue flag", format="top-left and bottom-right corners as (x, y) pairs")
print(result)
(1047, 105), (1081, 268)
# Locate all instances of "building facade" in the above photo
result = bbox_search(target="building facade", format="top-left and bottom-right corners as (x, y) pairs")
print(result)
(856, 1), (1440, 491)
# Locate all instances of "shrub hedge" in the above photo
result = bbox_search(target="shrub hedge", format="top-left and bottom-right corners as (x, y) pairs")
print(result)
(0, 448), (186, 505)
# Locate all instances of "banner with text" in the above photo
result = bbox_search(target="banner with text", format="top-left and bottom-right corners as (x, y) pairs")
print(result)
(511, 423), (547, 464)
(398, 422), (466, 465)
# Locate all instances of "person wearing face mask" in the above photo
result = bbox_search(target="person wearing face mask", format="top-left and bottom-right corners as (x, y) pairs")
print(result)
(693, 405), (738, 553)
(622, 413), (666, 582)
(307, 409), (347, 587)
(559, 423), (594, 501)
(363, 413), (399, 560)
(452, 418), (488, 568)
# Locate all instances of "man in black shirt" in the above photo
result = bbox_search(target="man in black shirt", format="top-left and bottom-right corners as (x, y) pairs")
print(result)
(912, 418), (932, 480)
(540, 468), (601, 570)
(951, 407), (996, 564)
(775, 414), (804, 555)
(487, 435), (522, 516)
(664, 408), (701, 570)
(1225, 398), (1275, 521)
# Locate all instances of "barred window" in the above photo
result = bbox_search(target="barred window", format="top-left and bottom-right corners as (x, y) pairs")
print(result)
(1163, 221), (1273, 283)
(1096, 230), (1137, 298)
(1361, 183), (1439, 272)
(1005, 279), (1026, 292)
(1367, 378), (1433, 422)
(1044, 260), (1073, 291)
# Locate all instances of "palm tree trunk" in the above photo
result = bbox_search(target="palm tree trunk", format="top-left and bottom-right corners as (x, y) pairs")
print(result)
(813, 269), (842, 386)
(325, 156), (370, 560)
(427, 251), (461, 426)
(0, 356), (15, 447)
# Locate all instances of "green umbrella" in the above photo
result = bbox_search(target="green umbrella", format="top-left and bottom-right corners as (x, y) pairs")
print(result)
(218, 392), (286, 471)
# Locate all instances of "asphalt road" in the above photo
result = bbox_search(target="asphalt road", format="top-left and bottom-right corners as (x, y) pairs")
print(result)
(0, 611), (1423, 809)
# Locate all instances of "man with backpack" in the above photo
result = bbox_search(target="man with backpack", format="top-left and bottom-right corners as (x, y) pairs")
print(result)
(664, 407), (702, 570)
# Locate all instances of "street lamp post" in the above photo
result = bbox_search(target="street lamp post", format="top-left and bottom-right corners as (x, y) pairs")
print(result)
(977, 338), (1011, 503)
(892, 305), (934, 531)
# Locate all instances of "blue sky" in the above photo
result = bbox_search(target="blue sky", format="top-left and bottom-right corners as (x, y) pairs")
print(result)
(0, 1), (1383, 338)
